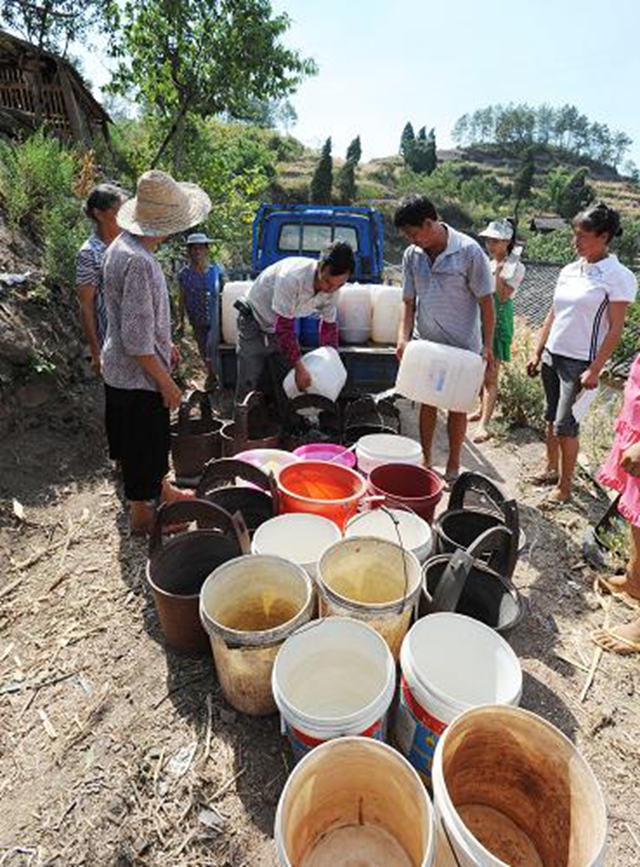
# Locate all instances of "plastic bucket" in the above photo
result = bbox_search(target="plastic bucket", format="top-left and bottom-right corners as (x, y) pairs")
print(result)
(293, 442), (357, 470)
(369, 463), (444, 525)
(251, 513), (342, 580)
(277, 461), (367, 531)
(421, 556), (525, 640)
(345, 507), (433, 563)
(199, 555), (314, 715)
(393, 613), (522, 786)
(356, 433), (423, 476)
(272, 617), (396, 760)
(432, 706), (608, 867)
(275, 736), (435, 866)
(317, 537), (422, 659)
(234, 448), (299, 487)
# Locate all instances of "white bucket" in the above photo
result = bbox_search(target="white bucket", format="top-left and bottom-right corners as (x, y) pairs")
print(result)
(356, 433), (423, 475)
(275, 736), (435, 866)
(345, 508), (432, 563)
(251, 513), (342, 579)
(272, 617), (396, 760)
(393, 613), (522, 785)
(432, 705), (608, 867)
(317, 537), (423, 659)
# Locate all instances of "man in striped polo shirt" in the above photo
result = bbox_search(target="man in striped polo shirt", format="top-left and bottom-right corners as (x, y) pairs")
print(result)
(395, 195), (495, 483)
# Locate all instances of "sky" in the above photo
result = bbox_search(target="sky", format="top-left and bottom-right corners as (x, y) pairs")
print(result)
(81, 0), (640, 167)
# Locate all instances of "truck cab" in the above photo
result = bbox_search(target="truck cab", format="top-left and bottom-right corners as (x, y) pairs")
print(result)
(251, 204), (385, 282)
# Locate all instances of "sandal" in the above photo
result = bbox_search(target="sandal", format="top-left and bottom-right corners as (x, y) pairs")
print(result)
(597, 576), (640, 611)
(592, 628), (640, 655)
(529, 469), (559, 486)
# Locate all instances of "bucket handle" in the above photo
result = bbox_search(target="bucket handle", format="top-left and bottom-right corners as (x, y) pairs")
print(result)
(426, 525), (514, 612)
(449, 471), (511, 519)
(196, 457), (277, 500)
(177, 389), (216, 427)
(149, 498), (251, 558)
(233, 389), (270, 445)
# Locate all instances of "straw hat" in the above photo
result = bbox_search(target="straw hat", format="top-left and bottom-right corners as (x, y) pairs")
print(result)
(117, 170), (211, 237)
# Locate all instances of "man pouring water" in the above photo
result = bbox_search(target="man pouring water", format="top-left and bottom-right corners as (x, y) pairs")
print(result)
(235, 242), (355, 411)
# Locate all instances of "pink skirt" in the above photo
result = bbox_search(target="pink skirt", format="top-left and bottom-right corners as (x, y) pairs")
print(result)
(597, 419), (640, 528)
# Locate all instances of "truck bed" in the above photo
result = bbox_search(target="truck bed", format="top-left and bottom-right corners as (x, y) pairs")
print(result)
(218, 342), (398, 393)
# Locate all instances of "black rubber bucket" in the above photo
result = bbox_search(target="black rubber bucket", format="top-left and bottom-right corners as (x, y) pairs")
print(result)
(420, 527), (525, 640)
(147, 499), (250, 655)
(170, 390), (223, 482)
(433, 471), (519, 579)
(196, 458), (278, 535)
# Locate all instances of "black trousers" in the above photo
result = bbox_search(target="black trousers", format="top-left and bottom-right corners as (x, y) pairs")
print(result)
(104, 384), (169, 501)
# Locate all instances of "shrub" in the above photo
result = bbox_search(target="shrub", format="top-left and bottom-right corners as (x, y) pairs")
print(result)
(523, 227), (575, 264)
(498, 318), (546, 430)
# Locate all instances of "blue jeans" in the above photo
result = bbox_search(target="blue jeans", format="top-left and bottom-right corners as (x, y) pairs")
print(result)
(541, 349), (589, 438)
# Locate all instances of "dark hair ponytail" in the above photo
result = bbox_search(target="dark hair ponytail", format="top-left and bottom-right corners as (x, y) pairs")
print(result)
(505, 217), (517, 254)
(573, 201), (622, 243)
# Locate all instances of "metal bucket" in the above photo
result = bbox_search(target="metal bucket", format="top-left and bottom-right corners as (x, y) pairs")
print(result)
(146, 499), (250, 655)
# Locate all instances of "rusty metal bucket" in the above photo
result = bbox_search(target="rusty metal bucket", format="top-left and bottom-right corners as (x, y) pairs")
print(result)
(146, 499), (250, 655)
(220, 390), (280, 457)
(196, 458), (278, 535)
(170, 390), (223, 482)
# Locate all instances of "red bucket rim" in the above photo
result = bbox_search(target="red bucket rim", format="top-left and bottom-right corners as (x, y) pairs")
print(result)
(278, 460), (367, 505)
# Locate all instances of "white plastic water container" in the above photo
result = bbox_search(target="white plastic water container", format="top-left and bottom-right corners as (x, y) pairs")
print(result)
(372, 285), (403, 344)
(272, 617), (396, 760)
(283, 346), (347, 402)
(221, 281), (251, 345)
(356, 433), (423, 475)
(396, 340), (486, 413)
(345, 508), (432, 563)
(251, 513), (342, 579)
(338, 283), (373, 344)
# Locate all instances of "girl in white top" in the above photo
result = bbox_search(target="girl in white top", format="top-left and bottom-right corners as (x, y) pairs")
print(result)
(528, 202), (637, 503)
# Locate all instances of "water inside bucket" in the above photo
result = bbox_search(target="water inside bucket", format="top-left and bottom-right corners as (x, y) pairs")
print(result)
(280, 648), (385, 718)
(457, 805), (543, 867)
(216, 591), (300, 632)
(327, 562), (407, 605)
(283, 466), (360, 501)
(300, 825), (412, 867)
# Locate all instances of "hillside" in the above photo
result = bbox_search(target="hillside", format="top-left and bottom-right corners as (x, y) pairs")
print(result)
(273, 144), (640, 266)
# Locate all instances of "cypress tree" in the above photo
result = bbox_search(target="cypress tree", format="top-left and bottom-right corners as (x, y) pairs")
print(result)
(310, 137), (333, 203)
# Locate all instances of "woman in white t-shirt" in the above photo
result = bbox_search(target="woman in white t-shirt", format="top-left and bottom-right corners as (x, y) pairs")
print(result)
(528, 202), (637, 503)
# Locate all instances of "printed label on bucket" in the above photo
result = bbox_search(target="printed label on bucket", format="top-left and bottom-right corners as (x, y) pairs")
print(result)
(285, 717), (386, 762)
(394, 676), (447, 785)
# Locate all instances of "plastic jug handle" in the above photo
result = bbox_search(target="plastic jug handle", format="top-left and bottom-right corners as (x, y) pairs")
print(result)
(428, 548), (472, 612)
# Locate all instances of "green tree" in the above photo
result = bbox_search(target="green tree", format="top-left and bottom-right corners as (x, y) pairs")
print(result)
(557, 167), (595, 219)
(406, 127), (437, 175)
(107, 0), (316, 170)
(310, 137), (333, 203)
(346, 135), (362, 165)
(0, 0), (107, 52)
(400, 122), (415, 161)
(337, 157), (356, 204)
(512, 146), (535, 222)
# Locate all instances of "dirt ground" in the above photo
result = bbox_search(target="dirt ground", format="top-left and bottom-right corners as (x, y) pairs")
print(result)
(1, 384), (639, 867)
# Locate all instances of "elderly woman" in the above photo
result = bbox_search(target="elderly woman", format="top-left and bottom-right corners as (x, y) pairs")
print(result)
(472, 218), (525, 443)
(76, 184), (125, 375)
(528, 202), (637, 503)
(101, 170), (211, 533)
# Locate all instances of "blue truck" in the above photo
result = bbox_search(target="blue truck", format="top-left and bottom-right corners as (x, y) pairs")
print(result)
(251, 203), (385, 283)
(219, 203), (397, 391)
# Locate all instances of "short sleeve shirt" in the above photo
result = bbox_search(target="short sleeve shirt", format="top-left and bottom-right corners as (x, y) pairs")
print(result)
(76, 234), (108, 344)
(178, 264), (222, 328)
(547, 255), (638, 362)
(402, 225), (493, 354)
(490, 254), (526, 296)
(247, 257), (338, 333)
(101, 232), (172, 392)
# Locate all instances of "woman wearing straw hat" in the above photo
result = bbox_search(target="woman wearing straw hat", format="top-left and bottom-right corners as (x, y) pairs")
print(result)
(101, 170), (212, 533)
(471, 218), (526, 443)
